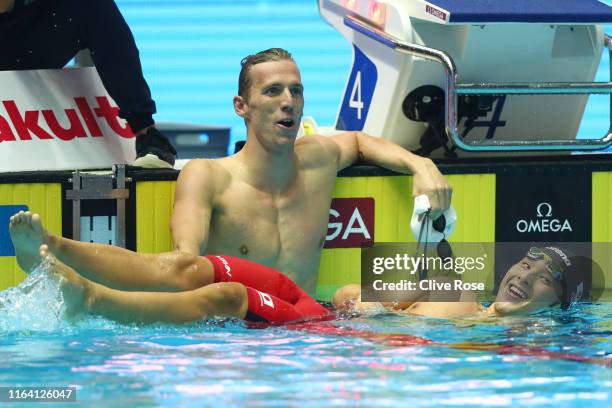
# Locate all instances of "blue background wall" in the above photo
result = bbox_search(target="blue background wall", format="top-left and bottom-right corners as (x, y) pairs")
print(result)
(115, 0), (612, 150)
(115, 0), (351, 148)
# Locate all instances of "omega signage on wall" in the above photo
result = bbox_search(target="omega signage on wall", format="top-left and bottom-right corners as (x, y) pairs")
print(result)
(494, 171), (592, 294)
(495, 172), (591, 243)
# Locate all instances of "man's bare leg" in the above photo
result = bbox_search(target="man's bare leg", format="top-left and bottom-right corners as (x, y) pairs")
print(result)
(40, 245), (248, 324)
(10, 211), (214, 291)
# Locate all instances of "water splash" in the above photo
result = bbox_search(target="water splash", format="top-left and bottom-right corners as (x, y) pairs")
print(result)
(0, 262), (249, 334)
(0, 264), (64, 332)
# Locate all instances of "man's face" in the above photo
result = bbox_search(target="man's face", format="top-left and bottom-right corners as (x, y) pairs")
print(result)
(493, 256), (563, 315)
(235, 60), (304, 149)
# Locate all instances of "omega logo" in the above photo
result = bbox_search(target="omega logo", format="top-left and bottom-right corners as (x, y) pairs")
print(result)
(516, 202), (573, 233)
(536, 202), (553, 218)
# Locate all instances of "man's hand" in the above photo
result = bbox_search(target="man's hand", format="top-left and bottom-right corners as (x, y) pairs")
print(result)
(410, 157), (452, 217)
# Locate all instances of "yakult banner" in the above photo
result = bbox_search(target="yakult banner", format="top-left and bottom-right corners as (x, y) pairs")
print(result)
(0, 68), (135, 172)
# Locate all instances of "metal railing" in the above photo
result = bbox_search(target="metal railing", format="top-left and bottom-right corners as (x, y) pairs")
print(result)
(344, 15), (612, 152)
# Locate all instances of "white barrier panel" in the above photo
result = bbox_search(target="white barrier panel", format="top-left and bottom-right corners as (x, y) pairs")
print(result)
(0, 68), (135, 172)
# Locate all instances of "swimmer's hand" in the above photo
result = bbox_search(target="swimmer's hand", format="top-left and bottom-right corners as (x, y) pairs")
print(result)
(411, 157), (452, 218)
(333, 284), (383, 314)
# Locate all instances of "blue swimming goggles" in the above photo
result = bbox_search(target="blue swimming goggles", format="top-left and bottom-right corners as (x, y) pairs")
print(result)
(525, 246), (564, 282)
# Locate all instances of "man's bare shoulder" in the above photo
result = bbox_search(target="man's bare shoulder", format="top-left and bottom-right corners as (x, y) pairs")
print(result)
(177, 157), (234, 193)
(295, 135), (340, 168)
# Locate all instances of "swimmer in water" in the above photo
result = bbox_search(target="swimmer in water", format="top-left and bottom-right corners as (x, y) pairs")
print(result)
(333, 246), (586, 318)
(9, 211), (332, 324)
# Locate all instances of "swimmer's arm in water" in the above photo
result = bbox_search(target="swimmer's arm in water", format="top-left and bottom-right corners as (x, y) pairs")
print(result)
(333, 279), (478, 318)
(171, 160), (215, 255)
(404, 290), (481, 319)
(326, 132), (452, 214)
(332, 283), (428, 313)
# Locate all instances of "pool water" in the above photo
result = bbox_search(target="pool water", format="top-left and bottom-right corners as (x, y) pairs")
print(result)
(0, 271), (610, 407)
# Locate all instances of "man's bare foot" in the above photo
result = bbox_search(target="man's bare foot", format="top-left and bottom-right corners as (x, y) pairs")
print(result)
(39, 244), (90, 318)
(9, 211), (49, 273)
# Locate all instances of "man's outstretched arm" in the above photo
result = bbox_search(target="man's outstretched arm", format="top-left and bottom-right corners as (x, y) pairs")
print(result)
(171, 159), (215, 255)
(329, 132), (452, 213)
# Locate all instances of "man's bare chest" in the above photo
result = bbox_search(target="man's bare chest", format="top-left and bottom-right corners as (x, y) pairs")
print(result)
(207, 182), (334, 260)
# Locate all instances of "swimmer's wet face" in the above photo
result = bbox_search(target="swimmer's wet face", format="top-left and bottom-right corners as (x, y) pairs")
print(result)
(493, 252), (563, 315)
(236, 60), (304, 147)
(234, 50), (304, 148)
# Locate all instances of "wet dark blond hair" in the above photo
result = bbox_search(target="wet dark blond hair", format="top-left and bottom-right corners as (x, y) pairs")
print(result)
(238, 48), (294, 100)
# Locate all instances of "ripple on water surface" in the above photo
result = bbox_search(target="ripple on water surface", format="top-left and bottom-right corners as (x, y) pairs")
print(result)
(0, 268), (610, 407)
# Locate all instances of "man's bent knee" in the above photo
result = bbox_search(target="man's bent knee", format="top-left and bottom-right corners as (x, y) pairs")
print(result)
(156, 252), (213, 291)
(200, 282), (248, 319)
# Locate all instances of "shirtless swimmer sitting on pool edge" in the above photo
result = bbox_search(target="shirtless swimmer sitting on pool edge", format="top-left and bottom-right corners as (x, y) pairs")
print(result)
(6, 47), (453, 324)
(8, 45), (452, 324)
(169, 48), (452, 296)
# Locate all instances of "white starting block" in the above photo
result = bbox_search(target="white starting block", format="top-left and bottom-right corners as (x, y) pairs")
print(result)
(319, 0), (612, 155)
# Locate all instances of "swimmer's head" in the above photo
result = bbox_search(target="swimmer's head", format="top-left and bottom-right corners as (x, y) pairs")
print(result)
(235, 48), (303, 144)
(492, 246), (584, 316)
(238, 48), (295, 101)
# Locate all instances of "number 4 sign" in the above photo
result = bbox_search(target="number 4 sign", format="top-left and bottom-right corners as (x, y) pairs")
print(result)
(349, 71), (364, 120)
(337, 46), (378, 131)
